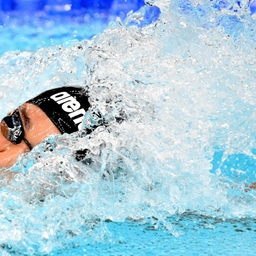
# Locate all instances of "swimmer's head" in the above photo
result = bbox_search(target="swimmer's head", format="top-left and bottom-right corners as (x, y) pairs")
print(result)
(27, 86), (90, 134)
(0, 86), (89, 169)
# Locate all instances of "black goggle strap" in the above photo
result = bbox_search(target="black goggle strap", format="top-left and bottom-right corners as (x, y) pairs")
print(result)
(23, 137), (33, 151)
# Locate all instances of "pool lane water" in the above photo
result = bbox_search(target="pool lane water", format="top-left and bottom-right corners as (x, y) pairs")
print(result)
(0, 11), (110, 55)
(96, 215), (256, 256)
(0, 0), (145, 55)
(8, 214), (255, 255)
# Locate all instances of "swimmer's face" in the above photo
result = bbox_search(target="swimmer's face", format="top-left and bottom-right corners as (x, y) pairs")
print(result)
(0, 103), (61, 169)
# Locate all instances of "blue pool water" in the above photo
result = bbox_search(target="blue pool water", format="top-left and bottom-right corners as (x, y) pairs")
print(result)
(0, 0), (256, 255)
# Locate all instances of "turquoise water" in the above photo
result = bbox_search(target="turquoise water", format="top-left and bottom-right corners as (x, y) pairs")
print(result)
(0, 0), (256, 255)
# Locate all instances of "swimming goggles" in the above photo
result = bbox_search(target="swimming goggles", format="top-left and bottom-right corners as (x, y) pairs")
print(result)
(0, 109), (32, 150)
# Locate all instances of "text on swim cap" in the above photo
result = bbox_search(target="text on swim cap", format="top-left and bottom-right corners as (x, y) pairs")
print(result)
(50, 91), (86, 130)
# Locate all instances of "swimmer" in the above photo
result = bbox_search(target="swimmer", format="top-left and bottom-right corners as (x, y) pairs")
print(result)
(0, 86), (90, 178)
(1, 86), (256, 190)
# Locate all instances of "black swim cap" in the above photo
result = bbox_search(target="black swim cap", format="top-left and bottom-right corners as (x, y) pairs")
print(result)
(27, 86), (90, 134)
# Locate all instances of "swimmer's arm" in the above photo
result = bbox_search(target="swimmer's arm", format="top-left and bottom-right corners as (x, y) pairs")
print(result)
(249, 182), (256, 190)
(0, 170), (17, 181)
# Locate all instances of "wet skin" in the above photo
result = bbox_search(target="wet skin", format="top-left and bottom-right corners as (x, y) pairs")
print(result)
(0, 103), (61, 171)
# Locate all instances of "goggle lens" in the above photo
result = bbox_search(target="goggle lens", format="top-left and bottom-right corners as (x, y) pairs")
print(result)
(0, 109), (25, 144)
